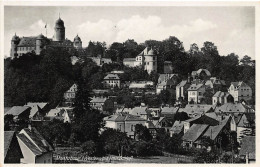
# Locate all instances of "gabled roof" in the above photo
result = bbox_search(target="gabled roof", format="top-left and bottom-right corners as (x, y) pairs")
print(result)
(5, 106), (31, 116)
(4, 131), (15, 159)
(157, 74), (178, 85)
(125, 114), (146, 121)
(170, 121), (184, 134)
(104, 113), (146, 122)
(145, 121), (156, 129)
(183, 104), (214, 115)
(213, 91), (230, 97)
(215, 103), (247, 113)
(187, 83), (204, 91)
(176, 80), (190, 88)
(161, 107), (178, 115)
(132, 107), (148, 115)
(239, 136), (255, 159)
(123, 58), (136, 62)
(104, 74), (120, 80)
(237, 113), (255, 127)
(203, 116), (230, 140)
(46, 108), (61, 117)
(25, 102), (48, 118)
(17, 128), (53, 156)
(182, 124), (209, 142)
(184, 114), (219, 126)
(230, 81), (250, 90)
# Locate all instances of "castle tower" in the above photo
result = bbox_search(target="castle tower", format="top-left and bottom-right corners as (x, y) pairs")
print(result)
(54, 16), (65, 41)
(36, 34), (45, 55)
(144, 47), (157, 74)
(10, 33), (20, 58)
(73, 34), (82, 49)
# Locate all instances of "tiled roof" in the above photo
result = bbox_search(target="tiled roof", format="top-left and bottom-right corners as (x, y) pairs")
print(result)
(187, 83), (204, 91)
(161, 107), (178, 114)
(184, 114), (219, 126)
(182, 124), (209, 142)
(213, 91), (230, 97)
(239, 136), (255, 159)
(5, 106), (31, 116)
(132, 107), (147, 115)
(17, 133), (42, 156)
(203, 116), (230, 140)
(157, 74), (178, 84)
(183, 104), (213, 115)
(237, 113), (255, 127)
(4, 131), (15, 159)
(197, 69), (211, 76)
(215, 103), (247, 113)
(170, 121), (184, 134)
(25, 102), (48, 118)
(104, 113), (146, 122)
(104, 74), (120, 80)
(17, 37), (36, 47)
(125, 114), (146, 121)
(176, 80), (189, 88)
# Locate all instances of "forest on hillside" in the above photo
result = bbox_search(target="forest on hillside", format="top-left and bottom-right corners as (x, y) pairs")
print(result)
(4, 36), (255, 107)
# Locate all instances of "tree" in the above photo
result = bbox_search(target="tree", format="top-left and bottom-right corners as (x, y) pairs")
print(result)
(134, 124), (152, 142)
(174, 112), (189, 121)
(80, 140), (96, 156)
(203, 87), (214, 104)
(240, 55), (254, 66)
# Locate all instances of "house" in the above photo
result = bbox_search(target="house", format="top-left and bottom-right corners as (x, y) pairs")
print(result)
(170, 120), (184, 137)
(212, 91), (234, 105)
(176, 76), (191, 102)
(228, 81), (252, 102)
(131, 106), (149, 120)
(180, 104), (214, 118)
(103, 113), (147, 138)
(183, 114), (219, 134)
(129, 81), (154, 91)
(205, 77), (226, 92)
(182, 124), (209, 148)
(25, 102), (48, 120)
(17, 127), (54, 163)
(103, 74), (120, 88)
(160, 106), (179, 118)
(45, 107), (73, 123)
(147, 108), (161, 118)
(187, 83), (206, 104)
(152, 117), (173, 133)
(191, 69), (211, 80)
(236, 113), (255, 143)
(156, 74), (179, 94)
(89, 55), (112, 66)
(215, 103), (253, 114)
(239, 136), (255, 163)
(145, 121), (157, 138)
(4, 131), (23, 163)
(90, 96), (114, 112)
(123, 47), (157, 74)
(5, 106), (31, 121)
(63, 84), (77, 105)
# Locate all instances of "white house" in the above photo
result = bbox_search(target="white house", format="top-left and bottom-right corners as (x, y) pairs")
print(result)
(103, 74), (120, 88)
(212, 91), (234, 105)
(17, 127), (53, 164)
(187, 83), (206, 104)
(64, 84), (77, 101)
(228, 81), (252, 102)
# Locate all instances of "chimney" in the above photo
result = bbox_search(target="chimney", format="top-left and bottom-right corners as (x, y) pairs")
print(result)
(28, 121), (32, 131)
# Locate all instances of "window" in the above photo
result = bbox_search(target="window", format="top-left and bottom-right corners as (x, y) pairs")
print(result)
(199, 92), (202, 96)
(131, 125), (134, 131)
(153, 56), (155, 60)
(119, 125), (122, 131)
(147, 62), (149, 65)
(153, 62), (155, 65)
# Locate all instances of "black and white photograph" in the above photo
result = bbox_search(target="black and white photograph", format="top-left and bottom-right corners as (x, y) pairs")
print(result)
(2, 1), (258, 164)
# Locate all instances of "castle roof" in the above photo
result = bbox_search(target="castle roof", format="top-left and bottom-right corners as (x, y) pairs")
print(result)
(55, 18), (65, 28)
(17, 37), (37, 47)
(36, 34), (45, 40)
(12, 33), (20, 41)
(74, 35), (81, 42)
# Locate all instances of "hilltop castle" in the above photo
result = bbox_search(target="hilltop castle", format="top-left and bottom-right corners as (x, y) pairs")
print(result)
(10, 17), (82, 58)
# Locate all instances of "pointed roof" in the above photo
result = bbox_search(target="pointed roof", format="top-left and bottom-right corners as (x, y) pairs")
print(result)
(182, 124), (209, 142)
(4, 131), (15, 159)
(5, 106), (31, 116)
(104, 74), (120, 80)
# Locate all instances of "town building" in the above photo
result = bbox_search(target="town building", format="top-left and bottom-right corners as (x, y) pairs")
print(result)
(103, 74), (120, 88)
(123, 47), (157, 74)
(25, 102), (49, 120)
(170, 120), (184, 137)
(4, 131), (23, 163)
(103, 113), (147, 138)
(11, 17), (83, 58)
(90, 96), (114, 112)
(89, 55), (112, 66)
(17, 127), (54, 163)
(205, 77), (226, 92)
(215, 103), (254, 114)
(156, 74), (179, 94)
(45, 107), (73, 123)
(212, 91), (234, 105)
(187, 83), (207, 104)
(228, 81), (252, 102)
(179, 104), (215, 118)
(236, 113), (255, 143)
(191, 69), (211, 81)
(63, 84), (77, 106)
(176, 75), (192, 101)
(5, 106), (31, 121)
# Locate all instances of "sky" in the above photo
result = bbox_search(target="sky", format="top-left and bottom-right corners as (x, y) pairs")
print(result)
(4, 6), (255, 59)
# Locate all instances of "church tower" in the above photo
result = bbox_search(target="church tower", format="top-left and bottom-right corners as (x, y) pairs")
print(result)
(10, 33), (20, 58)
(73, 34), (82, 49)
(54, 16), (65, 41)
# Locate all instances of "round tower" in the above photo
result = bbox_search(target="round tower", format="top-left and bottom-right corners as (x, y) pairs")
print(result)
(11, 33), (20, 58)
(144, 47), (157, 74)
(54, 17), (65, 41)
(73, 34), (82, 49)
(36, 34), (45, 55)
